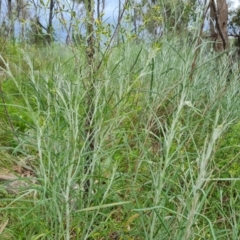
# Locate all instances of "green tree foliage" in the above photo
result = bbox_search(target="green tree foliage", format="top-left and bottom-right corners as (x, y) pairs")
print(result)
(229, 7), (240, 39)
(161, 0), (195, 32)
(129, 0), (162, 39)
(130, 0), (195, 39)
(26, 18), (49, 45)
(228, 6), (240, 59)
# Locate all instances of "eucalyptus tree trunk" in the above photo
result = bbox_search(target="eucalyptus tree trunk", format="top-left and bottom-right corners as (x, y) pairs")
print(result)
(117, 0), (121, 44)
(210, 0), (228, 51)
(47, 0), (55, 43)
(97, 0), (100, 19)
(7, 0), (14, 38)
(0, 0), (2, 19)
(16, 0), (29, 41)
(96, 0), (105, 20)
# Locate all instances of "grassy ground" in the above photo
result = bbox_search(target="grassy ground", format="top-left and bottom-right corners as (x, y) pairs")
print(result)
(0, 35), (240, 239)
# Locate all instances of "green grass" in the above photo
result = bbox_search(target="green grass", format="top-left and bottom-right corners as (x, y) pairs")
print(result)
(0, 36), (240, 239)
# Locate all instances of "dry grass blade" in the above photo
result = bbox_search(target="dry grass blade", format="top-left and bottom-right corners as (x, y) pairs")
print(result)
(0, 218), (9, 234)
(0, 174), (17, 181)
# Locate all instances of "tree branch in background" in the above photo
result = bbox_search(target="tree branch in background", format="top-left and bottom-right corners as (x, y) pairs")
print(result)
(96, 0), (130, 71)
(190, 2), (210, 81)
